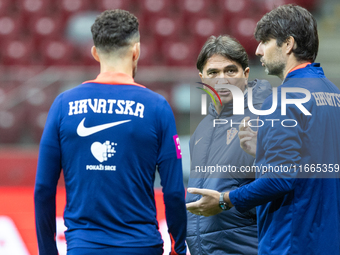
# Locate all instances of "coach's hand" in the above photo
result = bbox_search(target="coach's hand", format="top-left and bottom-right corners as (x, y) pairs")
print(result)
(186, 188), (222, 217)
(238, 116), (257, 157)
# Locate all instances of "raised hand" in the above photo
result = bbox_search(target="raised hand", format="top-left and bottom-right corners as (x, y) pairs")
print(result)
(186, 188), (222, 217)
(238, 117), (257, 157)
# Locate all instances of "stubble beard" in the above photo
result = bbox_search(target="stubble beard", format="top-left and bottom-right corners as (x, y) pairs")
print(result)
(262, 48), (286, 78)
(266, 62), (285, 77)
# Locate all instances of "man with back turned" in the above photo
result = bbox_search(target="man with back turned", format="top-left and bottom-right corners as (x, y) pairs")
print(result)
(34, 9), (187, 255)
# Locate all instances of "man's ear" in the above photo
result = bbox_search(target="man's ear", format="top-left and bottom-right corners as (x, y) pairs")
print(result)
(199, 72), (203, 82)
(285, 36), (295, 54)
(244, 67), (250, 86)
(244, 67), (250, 79)
(91, 46), (100, 62)
(132, 42), (140, 62)
(199, 72), (208, 89)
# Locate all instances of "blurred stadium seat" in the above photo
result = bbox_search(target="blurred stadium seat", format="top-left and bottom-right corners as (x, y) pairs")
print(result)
(16, 0), (52, 19)
(0, 0), (15, 16)
(162, 39), (199, 66)
(97, 0), (133, 11)
(55, 0), (93, 20)
(139, 37), (158, 66)
(39, 39), (76, 66)
(148, 15), (184, 47)
(178, 0), (220, 19)
(218, 0), (249, 16)
(0, 109), (25, 143)
(1, 39), (34, 65)
(28, 15), (65, 42)
(230, 16), (260, 55)
(140, 0), (177, 16)
(0, 82), (25, 143)
(57, 0), (91, 13)
(220, 0), (261, 30)
(262, 0), (289, 12)
(0, 16), (23, 40)
(187, 16), (224, 47)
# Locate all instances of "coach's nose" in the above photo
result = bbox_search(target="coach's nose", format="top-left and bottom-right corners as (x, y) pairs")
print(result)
(255, 42), (264, 57)
(216, 76), (229, 85)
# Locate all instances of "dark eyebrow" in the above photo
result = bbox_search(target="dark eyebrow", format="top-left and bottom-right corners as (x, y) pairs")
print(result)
(224, 64), (238, 69)
(206, 64), (239, 74)
(206, 68), (220, 73)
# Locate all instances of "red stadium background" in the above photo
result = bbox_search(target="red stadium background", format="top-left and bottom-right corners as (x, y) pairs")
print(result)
(1, 0), (336, 254)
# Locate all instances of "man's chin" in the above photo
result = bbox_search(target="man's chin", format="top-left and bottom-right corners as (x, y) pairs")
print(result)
(220, 97), (232, 105)
(264, 63), (285, 77)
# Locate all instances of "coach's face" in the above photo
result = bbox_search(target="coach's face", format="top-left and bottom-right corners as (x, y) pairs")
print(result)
(199, 54), (249, 105)
(256, 38), (286, 78)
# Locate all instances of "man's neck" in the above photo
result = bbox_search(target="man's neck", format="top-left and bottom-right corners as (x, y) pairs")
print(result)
(282, 59), (310, 80)
(99, 58), (133, 77)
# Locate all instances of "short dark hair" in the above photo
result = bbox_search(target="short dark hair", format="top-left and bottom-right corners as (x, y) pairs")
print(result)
(91, 9), (139, 53)
(196, 35), (249, 73)
(254, 4), (318, 62)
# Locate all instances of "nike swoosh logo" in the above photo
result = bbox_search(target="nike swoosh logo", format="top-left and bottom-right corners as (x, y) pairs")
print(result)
(77, 118), (131, 137)
(195, 137), (203, 145)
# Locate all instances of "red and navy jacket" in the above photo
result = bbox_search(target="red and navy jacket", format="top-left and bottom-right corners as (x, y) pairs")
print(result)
(34, 72), (187, 255)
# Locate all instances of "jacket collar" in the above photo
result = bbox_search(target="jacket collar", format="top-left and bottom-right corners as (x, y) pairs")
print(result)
(285, 63), (325, 79)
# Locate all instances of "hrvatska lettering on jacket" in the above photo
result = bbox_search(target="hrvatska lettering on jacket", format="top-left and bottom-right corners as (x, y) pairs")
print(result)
(68, 99), (145, 118)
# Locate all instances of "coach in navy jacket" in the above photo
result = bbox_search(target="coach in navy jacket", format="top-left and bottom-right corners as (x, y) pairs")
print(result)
(186, 35), (272, 255)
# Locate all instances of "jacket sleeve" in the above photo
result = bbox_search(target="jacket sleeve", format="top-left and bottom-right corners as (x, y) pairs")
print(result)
(156, 98), (187, 255)
(34, 96), (62, 255)
(230, 93), (304, 212)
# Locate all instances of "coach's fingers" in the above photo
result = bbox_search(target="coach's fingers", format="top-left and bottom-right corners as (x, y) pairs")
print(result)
(186, 200), (206, 216)
(240, 136), (253, 143)
(186, 201), (200, 210)
(187, 188), (211, 196)
(238, 130), (256, 140)
(187, 208), (203, 216)
(186, 190), (222, 217)
(187, 209), (200, 215)
(240, 136), (253, 148)
(239, 136), (257, 157)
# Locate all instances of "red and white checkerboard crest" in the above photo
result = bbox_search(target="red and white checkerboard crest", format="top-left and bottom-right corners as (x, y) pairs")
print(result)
(226, 128), (238, 145)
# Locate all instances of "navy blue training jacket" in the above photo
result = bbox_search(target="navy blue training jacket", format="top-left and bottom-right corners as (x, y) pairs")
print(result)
(230, 63), (340, 255)
(186, 79), (272, 255)
(34, 72), (187, 255)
